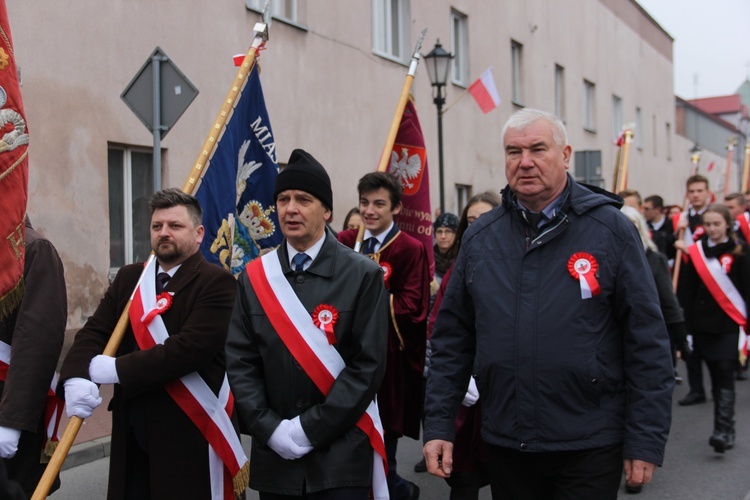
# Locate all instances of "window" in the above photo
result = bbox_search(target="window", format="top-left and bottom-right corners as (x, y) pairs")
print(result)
(635, 107), (643, 150)
(108, 146), (154, 275)
(372, 0), (411, 63)
(554, 64), (565, 120)
(583, 80), (596, 131)
(451, 9), (469, 86)
(511, 40), (523, 104)
(666, 122), (672, 161)
(612, 95), (622, 140)
(454, 184), (472, 216)
(246, 0), (299, 24)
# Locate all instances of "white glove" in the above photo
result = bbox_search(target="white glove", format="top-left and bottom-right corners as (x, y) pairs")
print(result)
(89, 355), (119, 384)
(461, 376), (480, 407)
(267, 419), (313, 460)
(0, 426), (21, 458)
(64, 377), (103, 418)
(289, 416), (312, 447)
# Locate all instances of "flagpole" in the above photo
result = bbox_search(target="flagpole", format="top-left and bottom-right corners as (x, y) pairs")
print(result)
(612, 145), (622, 194)
(672, 150), (702, 293)
(743, 143), (750, 193)
(617, 130), (633, 193)
(723, 137), (736, 197)
(31, 19), (270, 500)
(376, 29), (427, 174)
(441, 87), (470, 115)
(354, 29), (426, 251)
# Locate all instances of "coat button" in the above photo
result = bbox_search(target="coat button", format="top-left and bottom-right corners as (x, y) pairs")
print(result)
(296, 275), (305, 284)
(296, 399), (308, 408)
(592, 378), (598, 384)
(520, 443), (527, 450)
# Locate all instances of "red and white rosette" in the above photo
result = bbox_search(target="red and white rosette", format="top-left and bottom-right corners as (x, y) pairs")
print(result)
(720, 254), (734, 273)
(141, 292), (173, 325)
(693, 226), (705, 241)
(312, 304), (338, 345)
(567, 252), (601, 299)
(380, 262), (392, 287)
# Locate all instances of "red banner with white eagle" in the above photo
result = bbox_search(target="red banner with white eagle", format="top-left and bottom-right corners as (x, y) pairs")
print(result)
(385, 98), (434, 276)
(0, 1), (29, 319)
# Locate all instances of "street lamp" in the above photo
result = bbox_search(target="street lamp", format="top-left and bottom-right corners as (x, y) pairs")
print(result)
(424, 40), (453, 214)
(690, 143), (702, 171)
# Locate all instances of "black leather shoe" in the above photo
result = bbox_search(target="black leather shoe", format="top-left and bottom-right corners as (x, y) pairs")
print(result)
(405, 481), (420, 500)
(413, 457), (427, 473)
(678, 392), (706, 406)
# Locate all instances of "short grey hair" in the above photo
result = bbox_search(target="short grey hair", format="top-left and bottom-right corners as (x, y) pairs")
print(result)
(501, 108), (568, 146)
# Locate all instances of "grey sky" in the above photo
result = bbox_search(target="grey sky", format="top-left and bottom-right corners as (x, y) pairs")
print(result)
(636, 0), (750, 99)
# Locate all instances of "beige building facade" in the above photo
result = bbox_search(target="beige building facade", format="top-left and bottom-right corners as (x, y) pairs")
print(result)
(8, 0), (686, 331)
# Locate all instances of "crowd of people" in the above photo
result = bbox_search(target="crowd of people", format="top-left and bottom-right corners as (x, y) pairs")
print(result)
(3, 108), (748, 500)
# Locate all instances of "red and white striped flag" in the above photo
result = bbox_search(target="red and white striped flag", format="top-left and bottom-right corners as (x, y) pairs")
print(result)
(468, 68), (501, 114)
(706, 161), (716, 172)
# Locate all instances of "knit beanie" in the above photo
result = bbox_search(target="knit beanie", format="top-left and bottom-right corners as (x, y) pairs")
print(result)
(274, 149), (333, 210)
(434, 212), (459, 232)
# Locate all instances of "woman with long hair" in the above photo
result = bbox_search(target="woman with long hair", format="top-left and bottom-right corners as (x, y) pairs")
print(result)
(677, 203), (750, 453)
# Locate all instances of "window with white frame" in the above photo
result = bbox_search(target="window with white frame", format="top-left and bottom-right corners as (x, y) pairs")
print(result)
(454, 184), (472, 216)
(108, 146), (154, 274)
(554, 64), (565, 120)
(511, 40), (523, 104)
(372, 0), (411, 63)
(635, 107), (643, 150)
(612, 95), (622, 140)
(245, 0), (299, 24)
(451, 9), (469, 86)
(583, 80), (596, 131)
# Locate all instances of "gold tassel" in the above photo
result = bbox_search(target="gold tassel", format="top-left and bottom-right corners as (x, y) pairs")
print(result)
(0, 278), (24, 320)
(40, 440), (58, 464)
(233, 460), (250, 498)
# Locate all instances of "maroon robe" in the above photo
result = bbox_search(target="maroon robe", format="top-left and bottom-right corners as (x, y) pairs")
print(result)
(339, 226), (429, 438)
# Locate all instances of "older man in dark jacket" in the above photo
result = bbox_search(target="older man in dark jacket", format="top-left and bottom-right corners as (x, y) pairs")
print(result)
(226, 149), (389, 499)
(424, 109), (674, 499)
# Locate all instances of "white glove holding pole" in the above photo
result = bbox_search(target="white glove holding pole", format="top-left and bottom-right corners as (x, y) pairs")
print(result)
(63, 377), (103, 418)
(267, 419), (313, 460)
(461, 376), (480, 407)
(89, 355), (120, 384)
(0, 426), (21, 458)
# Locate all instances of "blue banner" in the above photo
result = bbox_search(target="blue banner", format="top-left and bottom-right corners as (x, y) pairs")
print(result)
(195, 65), (281, 275)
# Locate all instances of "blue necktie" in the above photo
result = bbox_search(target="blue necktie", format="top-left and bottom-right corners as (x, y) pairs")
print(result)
(292, 253), (310, 272)
(156, 272), (171, 294)
(363, 237), (377, 254)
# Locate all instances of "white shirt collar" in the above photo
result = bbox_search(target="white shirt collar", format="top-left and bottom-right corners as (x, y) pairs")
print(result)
(364, 221), (394, 245)
(157, 263), (181, 277)
(287, 232), (327, 270)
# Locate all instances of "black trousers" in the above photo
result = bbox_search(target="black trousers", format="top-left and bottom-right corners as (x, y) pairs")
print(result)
(259, 487), (370, 500)
(486, 443), (623, 500)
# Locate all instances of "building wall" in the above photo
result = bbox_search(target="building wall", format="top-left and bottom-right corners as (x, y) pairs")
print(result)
(7, 0), (684, 330)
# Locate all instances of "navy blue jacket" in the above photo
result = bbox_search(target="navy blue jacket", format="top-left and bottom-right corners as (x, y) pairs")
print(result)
(424, 176), (674, 465)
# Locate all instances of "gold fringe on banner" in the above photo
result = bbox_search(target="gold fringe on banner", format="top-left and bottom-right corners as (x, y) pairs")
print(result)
(0, 278), (24, 320)
(233, 461), (250, 498)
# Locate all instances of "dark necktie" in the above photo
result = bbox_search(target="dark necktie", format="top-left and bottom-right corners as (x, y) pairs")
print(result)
(292, 253), (310, 272)
(363, 237), (377, 254)
(525, 211), (544, 234)
(156, 272), (171, 294)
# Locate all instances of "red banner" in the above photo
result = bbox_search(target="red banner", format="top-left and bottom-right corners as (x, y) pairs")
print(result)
(385, 99), (434, 277)
(0, 0), (29, 319)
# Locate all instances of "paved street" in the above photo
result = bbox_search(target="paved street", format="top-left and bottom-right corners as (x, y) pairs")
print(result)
(49, 365), (750, 499)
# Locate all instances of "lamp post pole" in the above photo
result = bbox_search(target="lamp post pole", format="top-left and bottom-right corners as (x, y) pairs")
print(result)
(424, 40), (453, 216)
(435, 86), (446, 214)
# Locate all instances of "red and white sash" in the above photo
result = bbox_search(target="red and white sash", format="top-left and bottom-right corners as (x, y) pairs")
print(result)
(737, 213), (750, 243)
(688, 241), (747, 328)
(129, 256), (248, 499)
(0, 340), (63, 461)
(246, 250), (389, 500)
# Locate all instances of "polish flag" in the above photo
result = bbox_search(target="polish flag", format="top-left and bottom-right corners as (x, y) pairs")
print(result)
(468, 68), (501, 114)
(706, 161), (716, 172)
(233, 53), (245, 66)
